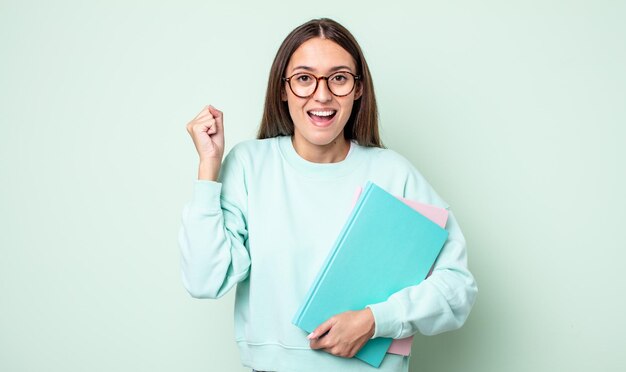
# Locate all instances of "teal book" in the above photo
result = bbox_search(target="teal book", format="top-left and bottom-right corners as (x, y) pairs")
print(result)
(292, 181), (450, 367)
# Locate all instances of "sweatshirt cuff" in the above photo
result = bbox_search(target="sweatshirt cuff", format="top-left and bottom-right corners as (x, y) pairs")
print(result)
(366, 299), (402, 339)
(190, 180), (222, 211)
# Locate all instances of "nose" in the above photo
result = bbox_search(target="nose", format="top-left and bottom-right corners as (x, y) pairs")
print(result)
(313, 77), (332, 102)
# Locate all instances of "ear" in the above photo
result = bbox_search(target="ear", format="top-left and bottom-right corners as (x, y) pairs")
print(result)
(354, 81), (363, 100)
(281, 88), (288, 102)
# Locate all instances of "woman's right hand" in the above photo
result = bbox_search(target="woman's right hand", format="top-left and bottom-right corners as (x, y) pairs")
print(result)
(186, 105), (225, 181)
(186, 105), (225, 161)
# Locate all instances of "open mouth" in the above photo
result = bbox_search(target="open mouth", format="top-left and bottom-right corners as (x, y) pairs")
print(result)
(307, 110), (337, 125)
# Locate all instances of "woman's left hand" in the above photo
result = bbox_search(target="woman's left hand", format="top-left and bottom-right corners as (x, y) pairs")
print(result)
(308, 308), (376, 358)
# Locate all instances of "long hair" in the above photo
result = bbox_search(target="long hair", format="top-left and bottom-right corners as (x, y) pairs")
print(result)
(257, 18), (382, 147)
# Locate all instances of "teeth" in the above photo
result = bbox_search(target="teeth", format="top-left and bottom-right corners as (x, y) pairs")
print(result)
(309, 110), (336, 117)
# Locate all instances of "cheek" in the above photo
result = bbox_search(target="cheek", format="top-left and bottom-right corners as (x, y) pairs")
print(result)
(340, 100), (356, 117)
(286, 96), (308, 115)
(286, 100), (305, 123)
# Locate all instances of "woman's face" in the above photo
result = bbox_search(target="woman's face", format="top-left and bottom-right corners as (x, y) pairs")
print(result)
(282, 37), (362, 160)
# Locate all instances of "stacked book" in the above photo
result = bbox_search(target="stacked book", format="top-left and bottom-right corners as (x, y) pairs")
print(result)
(292, 181), (449, 367)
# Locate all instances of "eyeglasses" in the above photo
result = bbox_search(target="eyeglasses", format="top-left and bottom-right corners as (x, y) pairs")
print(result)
(282, 71), (361, 98)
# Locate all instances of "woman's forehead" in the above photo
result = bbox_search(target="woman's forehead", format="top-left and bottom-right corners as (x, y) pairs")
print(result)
(286, 38), (356, 73)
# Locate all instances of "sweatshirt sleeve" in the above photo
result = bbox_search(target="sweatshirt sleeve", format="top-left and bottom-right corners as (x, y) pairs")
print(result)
(178, 149), (251, 299)
(366, 161), (478, 338)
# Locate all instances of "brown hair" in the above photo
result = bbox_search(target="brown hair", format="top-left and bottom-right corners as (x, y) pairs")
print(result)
(257, 18), (383, 147)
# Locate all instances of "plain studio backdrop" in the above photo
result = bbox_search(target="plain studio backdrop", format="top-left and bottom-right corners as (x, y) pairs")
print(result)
(1, 1), (624, 371)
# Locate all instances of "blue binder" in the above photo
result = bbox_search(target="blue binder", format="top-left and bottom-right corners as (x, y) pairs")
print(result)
(292, 181), (449, 367)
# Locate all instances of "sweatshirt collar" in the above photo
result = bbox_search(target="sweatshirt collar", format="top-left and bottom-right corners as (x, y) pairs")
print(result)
(277, 135), (365, 178)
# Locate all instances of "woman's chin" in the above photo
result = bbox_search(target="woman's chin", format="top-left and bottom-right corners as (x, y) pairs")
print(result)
(297, 131), (347, 148)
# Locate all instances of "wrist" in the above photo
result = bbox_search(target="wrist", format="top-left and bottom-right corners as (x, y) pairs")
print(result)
(363, 308), (375, 338)
(199, 157), (222, 165)
(198, 158), (221, 181)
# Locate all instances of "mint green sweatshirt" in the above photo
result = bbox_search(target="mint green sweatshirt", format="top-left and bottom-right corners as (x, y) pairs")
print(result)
(178, 136), (477, 372)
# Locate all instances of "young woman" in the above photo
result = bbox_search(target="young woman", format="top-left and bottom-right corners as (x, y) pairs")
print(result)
(179, 18), (477, 372)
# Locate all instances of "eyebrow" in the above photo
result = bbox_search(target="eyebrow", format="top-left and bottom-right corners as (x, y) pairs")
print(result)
(291, 65), (354, 73)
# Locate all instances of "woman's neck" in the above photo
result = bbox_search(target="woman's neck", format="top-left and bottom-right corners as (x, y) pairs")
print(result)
(291, 136), (351, 163)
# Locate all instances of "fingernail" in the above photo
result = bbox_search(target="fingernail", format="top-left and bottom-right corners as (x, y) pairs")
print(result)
(307, 333), (315, 339)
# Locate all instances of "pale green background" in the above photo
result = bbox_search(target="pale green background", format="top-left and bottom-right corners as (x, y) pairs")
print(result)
(1, 0), (624, 371)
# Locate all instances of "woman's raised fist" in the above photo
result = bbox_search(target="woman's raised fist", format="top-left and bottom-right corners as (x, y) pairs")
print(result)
(186, 105), (225, 162)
